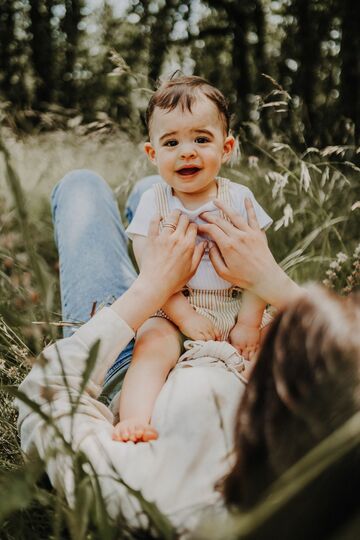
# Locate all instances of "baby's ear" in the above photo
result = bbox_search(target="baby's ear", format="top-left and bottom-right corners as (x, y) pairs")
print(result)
(144, 142), (156, 164)
(222, 134), (236, 163)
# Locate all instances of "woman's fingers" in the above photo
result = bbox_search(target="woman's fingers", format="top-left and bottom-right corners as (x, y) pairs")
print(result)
(200, 199), (260, 238)
(208, 243), (230, 279)
(191, 240), (206, 275)
(160, 212), (197, 246)
(185, 221), (197, 244)
(147, 213), (200, 295)
(173, 212), (190, 236)
(186, 223), (198, 242)
(197, 222), (229, 246)
(200, 210), (238, 237)
(213, 198), (261, 232)
(244, 198), (261, 231)
(161, 209), (182, 234)
(147, 214), (161, 238)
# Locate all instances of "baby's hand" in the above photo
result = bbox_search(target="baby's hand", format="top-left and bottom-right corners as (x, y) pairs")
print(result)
(178, 311), (220, 341)
(229, 323), (260, 361)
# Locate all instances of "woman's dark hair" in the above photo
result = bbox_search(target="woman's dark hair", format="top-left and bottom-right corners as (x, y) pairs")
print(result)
(224, 285), (360, 509)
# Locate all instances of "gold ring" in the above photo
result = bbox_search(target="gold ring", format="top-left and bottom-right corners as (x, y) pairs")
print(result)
(163, 222), (177, 231)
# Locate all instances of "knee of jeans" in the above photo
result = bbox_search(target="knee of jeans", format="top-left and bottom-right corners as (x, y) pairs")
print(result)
(51, 169), (111, 212)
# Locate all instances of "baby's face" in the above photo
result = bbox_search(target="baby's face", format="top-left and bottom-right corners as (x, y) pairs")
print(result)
(144, 97), (234, 196)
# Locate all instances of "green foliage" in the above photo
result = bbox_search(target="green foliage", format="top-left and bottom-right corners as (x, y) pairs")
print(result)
(0, 459), (45, 523)
(1, 347), (177, 539)
(229, 137), (360, 285)
(1, 1), (360, 145)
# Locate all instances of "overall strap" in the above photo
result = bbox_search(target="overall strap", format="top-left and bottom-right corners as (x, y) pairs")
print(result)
(154, 178), (232, 220)
(153, 182), (171, 221)
(217, 177), (232, 221)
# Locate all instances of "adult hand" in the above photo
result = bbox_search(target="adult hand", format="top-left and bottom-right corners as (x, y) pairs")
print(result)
(198, 199), (302, 309)
(140, 210), (205, 296)
(111, 210), (205, 331)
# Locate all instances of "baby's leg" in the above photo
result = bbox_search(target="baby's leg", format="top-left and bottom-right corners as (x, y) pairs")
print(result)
(113, 317), (182, 443)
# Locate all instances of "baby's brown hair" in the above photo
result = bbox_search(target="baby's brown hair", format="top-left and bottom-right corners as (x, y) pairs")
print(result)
(146, 75), (231, 136)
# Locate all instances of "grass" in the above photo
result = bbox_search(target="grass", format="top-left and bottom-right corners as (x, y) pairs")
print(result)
(0, 125), (359, 539)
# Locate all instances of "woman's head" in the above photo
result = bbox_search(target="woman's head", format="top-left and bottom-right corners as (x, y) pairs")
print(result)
(224, 285), (360, 509)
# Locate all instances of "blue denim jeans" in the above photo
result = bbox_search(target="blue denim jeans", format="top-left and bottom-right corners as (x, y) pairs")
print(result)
(51, 169), (161, 402)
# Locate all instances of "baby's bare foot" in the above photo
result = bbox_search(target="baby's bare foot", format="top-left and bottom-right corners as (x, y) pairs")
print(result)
(112, 418), (158, 443)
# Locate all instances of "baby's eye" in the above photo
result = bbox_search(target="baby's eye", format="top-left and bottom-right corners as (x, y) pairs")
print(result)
(164, 140), (178, 147)
(195, 137), (209, 144)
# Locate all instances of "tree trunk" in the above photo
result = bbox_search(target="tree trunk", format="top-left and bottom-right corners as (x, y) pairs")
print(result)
(60, 0), (83, 108)
(0, 1), (27, 105)
(29, 0), (55, 105)
(295, 0), (333, 145)
(254, 0), (267, 89)
(339, 0), (360, 145)
(204, 1), (252, 126)
(148, 1), (173, 85)
(295, 0), (323, 144)
(232, 24), (251, 124)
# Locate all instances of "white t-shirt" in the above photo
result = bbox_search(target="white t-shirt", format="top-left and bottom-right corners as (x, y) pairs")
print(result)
(126, 180), (272, 290)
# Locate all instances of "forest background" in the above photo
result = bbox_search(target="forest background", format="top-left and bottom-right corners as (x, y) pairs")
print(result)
(2, 0), (360, 145)
(0, 1), (359, 539)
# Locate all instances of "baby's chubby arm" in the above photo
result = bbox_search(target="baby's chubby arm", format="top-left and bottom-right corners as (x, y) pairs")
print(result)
(133, 234), (220, 341)
(229, 291), (266, 360)
(229, 229), (267, 360)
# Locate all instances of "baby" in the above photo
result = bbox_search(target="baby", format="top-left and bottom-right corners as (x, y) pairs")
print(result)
(113, 76), (272, 443)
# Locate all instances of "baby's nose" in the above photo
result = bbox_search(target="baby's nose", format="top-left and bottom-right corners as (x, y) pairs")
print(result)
(180, 144), (197, 158)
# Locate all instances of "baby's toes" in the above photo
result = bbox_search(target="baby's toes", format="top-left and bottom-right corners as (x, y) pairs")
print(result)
(113, 420), (158, 443)
(112, 429), (119, 441)
(112, 423), (129, 442)
(129, 424), (147, 442)
(126, 423), (141, 442)
(134, 425), (145, 441)
(142, 426), (158, 442)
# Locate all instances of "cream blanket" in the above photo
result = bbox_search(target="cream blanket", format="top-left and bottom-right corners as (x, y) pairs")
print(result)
(17, 307), (246, 535)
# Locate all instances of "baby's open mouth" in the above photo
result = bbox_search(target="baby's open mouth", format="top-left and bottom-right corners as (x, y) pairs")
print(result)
(176, 167), (201, 176)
